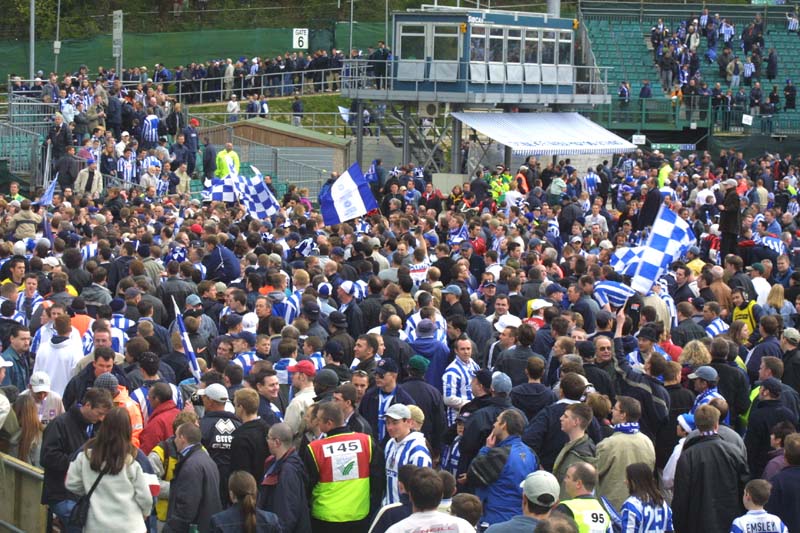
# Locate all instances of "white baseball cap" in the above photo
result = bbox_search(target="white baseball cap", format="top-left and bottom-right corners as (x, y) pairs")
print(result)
(29, 371), (51, 393)
(197, 383), (229, 402)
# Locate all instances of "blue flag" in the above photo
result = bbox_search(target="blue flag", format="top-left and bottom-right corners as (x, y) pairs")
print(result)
(172, 298), (202, 383)
(233, 166), (280, 220)
(364, 160), (378, 183)
(36, 179), (57, 206)
(319, 163), (378, 226)
(631, 205), (696, 294)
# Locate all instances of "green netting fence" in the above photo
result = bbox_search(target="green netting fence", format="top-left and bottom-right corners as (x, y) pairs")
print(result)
(1, 22), (393, 81)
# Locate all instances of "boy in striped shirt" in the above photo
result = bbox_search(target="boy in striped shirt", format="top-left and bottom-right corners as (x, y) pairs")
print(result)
(731, 479), (787, 533)
(384, 403), (432, 505)
(443, 337), (480, 425)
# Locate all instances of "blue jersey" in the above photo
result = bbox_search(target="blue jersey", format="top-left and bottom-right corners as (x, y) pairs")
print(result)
(232, 351), (260, 376)
(384, 431), (432, 505)
(620, 496), (673, 533)
(141, 114), (160, 143)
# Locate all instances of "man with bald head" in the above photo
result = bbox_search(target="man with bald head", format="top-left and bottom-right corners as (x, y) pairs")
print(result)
(214, 142), (239, 178)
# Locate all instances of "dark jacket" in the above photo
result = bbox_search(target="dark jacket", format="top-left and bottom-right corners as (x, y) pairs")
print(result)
(467, 315), (494, 360)
(209, 504), (282, 533)
(164, 444), (223, 533)
(656, 383), (695, 469)
(494, 346), (543, 387)
(458, 396), (524, 476)
(203, 143), (218, 179)
(342, 301), (365, 339)
(40, 406), (92, 504)
(358, 294), (383, 332)
(200, 410), (243, 504)
(345, 411), (373, 436)
(158, 277), (196, 323)
(62, 362), (130, 410)
(783, 348), (800, 393)
(583, 363), (616, 403)
(258, 449), (311, 533)
(671, 318), (708, 347)
(369, 494), (412, 533)
(522, 401), (603, 472)
(202, 245), (240, 284)
(230, 418), (275, 482)
(673, 434), (749, 533)
(509, 382), (557, 420)
(719, 188), (742, 232)
(612, 337), (670, 439)
(710, 359), (752, 428)
(765, 465), (800, 532)
(400, 376), (447, 455)
(745, 398), (795, 477)
(358, 384), (416, 445)
(107, 254), (135, 295)
(381, 331), (414, 382)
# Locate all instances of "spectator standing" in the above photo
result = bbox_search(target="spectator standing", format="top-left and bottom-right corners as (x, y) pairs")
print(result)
(198, 383), (242, 505)
(619, 463), (674, 533)
(210, 471), (282, 533)
(139, 382), (180, 455)
(385, 467), (474, 533)
(552, 462), (611, 532)
(552, 403), (596, 499)
(258, 422), (311, 533)
(733, 479), (787, 533)
(483, 471), (560, 533)
(292, 96), (304, 127)
(65, 407), (153, 532)
(384, 403), (431, 505)
(765, 433), (800, 531)
(163, 422), (223, 533)
(673, 404), (749, 533)
(40, 388), (113, 530)
(230, 388), (275, 482)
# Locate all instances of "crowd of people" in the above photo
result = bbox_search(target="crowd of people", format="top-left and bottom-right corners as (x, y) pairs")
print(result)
(6, 68), (800, 532)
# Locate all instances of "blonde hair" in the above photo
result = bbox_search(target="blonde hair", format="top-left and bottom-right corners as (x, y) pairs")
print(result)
(679, 339), (712, 368)
(767, 284), (786, 310)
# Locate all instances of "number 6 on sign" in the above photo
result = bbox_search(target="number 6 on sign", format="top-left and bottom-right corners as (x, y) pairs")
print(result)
(294, 28), (309, 50)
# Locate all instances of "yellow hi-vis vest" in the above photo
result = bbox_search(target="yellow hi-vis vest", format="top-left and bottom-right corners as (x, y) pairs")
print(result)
(560, 497), (612, 533)
(732, 300), (758, 336)
(307, 431), (372, 522)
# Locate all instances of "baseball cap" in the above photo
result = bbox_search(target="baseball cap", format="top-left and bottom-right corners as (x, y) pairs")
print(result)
(314, 368), (340, 388)
(441, 284), (462, 296)
(231, 331), (256, 346)
(43, 256), (62, 268)
(225, 313), (243, 328)
(570, 235), (582, 244)
(722, 178), (738, 188)
(545, 283), (566, 296)
(94, 373), (120, 395)
(318, 283), (333, 297)
(761, 377), (783, 397)
(376, 358), (399, 375)
(198, 383), (229, 402)
(29, 371), (51, 393)
(331, 246), (345, 257)
(384, 403), (411, 420)
(324, 339), (344, 358)
(598, 240), (614, 250)
(287, 359), (316, 377)
(529, 299), (553, 312)
(339, 280), (355, 296)
(303, 301), (320, 317)
(784, 327), (800, 345)
(520, 471), (560, 508)
(408, 355), (431, 373)
(491, 372), (512, 394)
(124, 287), (141, 299)
(688, 365), (718, 382)
(186, 294), (202, 306)
(329, 311), (348, 328)
(416, 319), (436, 337)
(494, 314), (522, 333)
(408, 405), (425, 426)
(746, 263), (765, 274)
(110, 298), (126, 313)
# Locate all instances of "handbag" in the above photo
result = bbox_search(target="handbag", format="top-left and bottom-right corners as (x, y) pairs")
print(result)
(68, 466), (109, 528)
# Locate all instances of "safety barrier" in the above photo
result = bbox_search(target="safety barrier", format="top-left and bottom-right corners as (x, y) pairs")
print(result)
(0, 452), (47, 533)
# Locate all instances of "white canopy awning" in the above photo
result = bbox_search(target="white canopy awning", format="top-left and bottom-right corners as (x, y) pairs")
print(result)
(451, 112), (637, 156)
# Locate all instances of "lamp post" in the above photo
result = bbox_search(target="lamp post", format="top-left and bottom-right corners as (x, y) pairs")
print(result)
(29, 0), (35, 80)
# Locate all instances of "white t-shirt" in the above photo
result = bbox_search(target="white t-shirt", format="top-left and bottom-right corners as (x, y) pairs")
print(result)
(385, 511), (475, 533)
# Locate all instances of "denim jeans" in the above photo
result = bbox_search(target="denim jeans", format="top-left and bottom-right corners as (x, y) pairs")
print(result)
(51, 499), (82, 533)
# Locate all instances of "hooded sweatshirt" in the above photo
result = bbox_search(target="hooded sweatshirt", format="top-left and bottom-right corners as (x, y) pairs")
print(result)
(32, 334), (84, 396)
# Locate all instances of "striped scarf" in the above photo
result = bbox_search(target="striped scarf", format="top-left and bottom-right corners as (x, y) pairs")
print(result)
(613, 422), (640, 434)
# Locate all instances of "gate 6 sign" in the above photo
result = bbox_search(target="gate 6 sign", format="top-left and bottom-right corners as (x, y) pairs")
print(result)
(293, 28), (309, 50)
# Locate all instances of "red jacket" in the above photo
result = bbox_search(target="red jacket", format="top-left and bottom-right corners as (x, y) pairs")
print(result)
(139, 399), (179, 454)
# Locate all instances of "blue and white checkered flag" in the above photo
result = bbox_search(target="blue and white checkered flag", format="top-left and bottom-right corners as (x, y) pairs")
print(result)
(172, 297), (202, 383)
(202, 178), (237, 203)
(631, 205), (696, 294)
(593, 280), (637, 309)
(610, 246), (644, 276)
(233, 166), (280, 220)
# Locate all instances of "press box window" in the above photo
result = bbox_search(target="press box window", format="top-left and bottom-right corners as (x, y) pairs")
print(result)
(434, 26), (459, 60)
(470, 26), (486, 61)
(399, 25), (426, 60)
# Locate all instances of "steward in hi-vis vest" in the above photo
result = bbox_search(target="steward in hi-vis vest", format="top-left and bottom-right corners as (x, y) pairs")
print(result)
(303, 402), (385, 533)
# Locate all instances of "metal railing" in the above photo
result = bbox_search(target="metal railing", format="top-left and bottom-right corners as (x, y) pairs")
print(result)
(0, 122), (44, 180)
(0, 452), (46, 533)
(712, 109), (800, 136)
(574, 96), (714, 130)
(7, 94), (58, 139)
(579, 0), (786, 29)
(340, 59), (611, 101)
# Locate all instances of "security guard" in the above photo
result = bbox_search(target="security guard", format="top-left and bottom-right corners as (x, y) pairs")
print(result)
(553, 462), (613, 533)
(304, 401), (385, 533)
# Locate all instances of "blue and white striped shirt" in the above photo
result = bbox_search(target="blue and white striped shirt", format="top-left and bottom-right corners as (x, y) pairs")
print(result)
(141, 115), (160, 143)
(82, 326), (128, 355)
(232, 351), (260, 376)
(442, 357), (480, 425)
(743, 62), (756, 78)
(81, 242), (98, 264)
(130, 382), (184, 425)
(142, 155), (160, 171)
(377, 389), (396, 442)
(111, 314), (136, 333)
(705, 317), (729, 337)
(308, 352), (326, 371)
(156, 178), (170, 197)
(384, 431), (432, 504)
(117, 156), (137, 182)
(193, 262), (207, 280)
(16, 292), (43, 326)
(731, 510), (787, 533)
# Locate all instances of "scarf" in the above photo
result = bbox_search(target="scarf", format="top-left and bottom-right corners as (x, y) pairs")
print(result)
(613, 422), (640, 434)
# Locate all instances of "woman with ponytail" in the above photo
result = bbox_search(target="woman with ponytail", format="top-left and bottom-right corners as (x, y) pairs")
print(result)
(210, 471), (282, 533)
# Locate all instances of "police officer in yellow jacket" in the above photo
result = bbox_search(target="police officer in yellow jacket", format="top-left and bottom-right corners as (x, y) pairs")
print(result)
(552, 462), (612, 533)
(303, 401), (385, 533)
